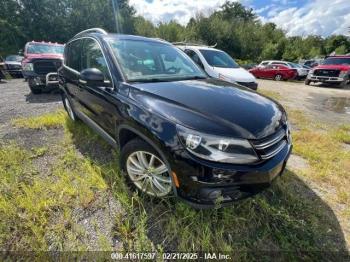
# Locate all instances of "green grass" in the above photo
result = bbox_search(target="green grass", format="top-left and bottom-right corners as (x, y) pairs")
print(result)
(0, 136), (108, 250)
(258, 89), (282, 101)
(11, 110), (66, 129)
(2, 103), (349, 257)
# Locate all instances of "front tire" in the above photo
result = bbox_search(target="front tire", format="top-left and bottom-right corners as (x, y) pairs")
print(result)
(28, 79), (42, 94)
(120, 139), (173, 198)
(305, 79), (311, 85)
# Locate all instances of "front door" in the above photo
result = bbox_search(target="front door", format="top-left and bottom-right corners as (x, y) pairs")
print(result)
(78, 38), (117, 137)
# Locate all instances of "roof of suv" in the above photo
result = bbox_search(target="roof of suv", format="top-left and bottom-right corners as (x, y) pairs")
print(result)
(26, 41), (64, 46)
(176, 45), (219, 51)
(72, 30), (171, 45)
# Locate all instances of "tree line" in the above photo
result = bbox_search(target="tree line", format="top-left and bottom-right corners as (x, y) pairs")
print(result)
(1, 0), (350, 63)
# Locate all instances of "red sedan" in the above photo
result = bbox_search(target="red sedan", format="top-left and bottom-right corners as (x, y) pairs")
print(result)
(249, 64), (297, 81)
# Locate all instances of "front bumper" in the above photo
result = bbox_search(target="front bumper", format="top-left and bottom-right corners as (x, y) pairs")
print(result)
(171, 143), (292, 208)
(25, 71), (59, 87)
(307, 74), (345, 83)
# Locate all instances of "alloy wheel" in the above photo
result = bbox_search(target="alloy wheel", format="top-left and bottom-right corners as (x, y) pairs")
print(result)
(274, 74), (282, 81)
(126, 151), (172, 197)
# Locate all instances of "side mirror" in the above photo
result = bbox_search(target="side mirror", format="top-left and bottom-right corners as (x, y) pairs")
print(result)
(80, 68), (104, 82)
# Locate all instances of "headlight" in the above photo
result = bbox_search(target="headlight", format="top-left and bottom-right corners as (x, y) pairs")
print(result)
(339, 70), (348, 78)
(22, 63), (34, 71)
(177, 125), (259, 164)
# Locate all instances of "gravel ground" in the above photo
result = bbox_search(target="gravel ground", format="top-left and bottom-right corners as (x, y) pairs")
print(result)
(257, 79), (350, 125)
(0, 79), (62, 124)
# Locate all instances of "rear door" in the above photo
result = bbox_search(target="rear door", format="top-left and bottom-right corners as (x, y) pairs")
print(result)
(261, 65), (275, 78)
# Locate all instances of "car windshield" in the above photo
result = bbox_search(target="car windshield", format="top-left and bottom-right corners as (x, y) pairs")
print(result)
(323, 57), (350, 65)
(107, 39), (206, 82)
(199, 49), (239, 68)
(6, 55), (23, 62)
(27, 44), (64, 54)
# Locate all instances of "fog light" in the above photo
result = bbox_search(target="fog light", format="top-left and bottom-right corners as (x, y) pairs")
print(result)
(208, 190), (222, 200)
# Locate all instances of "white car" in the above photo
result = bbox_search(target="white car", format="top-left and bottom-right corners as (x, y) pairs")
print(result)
(176, 44), (258, 90)
(258, 60), (308, 79)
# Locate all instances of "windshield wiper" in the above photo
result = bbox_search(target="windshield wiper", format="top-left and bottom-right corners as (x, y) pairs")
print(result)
(129, 78), (174, 83)
(179, 76), (207, 80)
(129, 75), (207, 83)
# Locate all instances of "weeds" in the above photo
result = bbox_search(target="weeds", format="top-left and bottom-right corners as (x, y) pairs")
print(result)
(11, 110), (66, 129)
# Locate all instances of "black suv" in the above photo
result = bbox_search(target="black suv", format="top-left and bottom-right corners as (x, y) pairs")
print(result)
(59, 28), (292, 208)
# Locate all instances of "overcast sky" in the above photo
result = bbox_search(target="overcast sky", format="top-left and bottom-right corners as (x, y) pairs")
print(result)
(129, 0), (350, 37)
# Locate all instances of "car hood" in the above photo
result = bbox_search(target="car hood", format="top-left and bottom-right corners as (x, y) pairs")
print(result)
(213, 67), (256, 82)
(128, 78), (285, 139)
(315, 64), (350, 71)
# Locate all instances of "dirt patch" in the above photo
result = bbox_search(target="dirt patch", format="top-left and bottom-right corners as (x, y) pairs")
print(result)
(343, 143), (350, 151)
(287, 154), (309, 171)
(2, 127), (64, 149)
(257, 79), (350, 125)
(322, 97), (350, 114)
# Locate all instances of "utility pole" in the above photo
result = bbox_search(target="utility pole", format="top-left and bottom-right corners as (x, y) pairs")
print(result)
(111, 0), (121, 33)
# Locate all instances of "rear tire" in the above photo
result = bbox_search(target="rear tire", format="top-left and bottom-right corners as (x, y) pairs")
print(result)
(305, 79), (311, 85)
(274, 74), (283, 81)
(120, 138), (173, 198)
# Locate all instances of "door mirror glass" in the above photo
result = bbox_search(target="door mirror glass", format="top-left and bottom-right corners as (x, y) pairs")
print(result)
(80, 68), (104, 82)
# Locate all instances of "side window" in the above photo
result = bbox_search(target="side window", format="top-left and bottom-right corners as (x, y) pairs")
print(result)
(82, 38), (111, 80)
(66, 40), (82, 72)
(261, 62), (268, 66)
(185, 49), (204, 69)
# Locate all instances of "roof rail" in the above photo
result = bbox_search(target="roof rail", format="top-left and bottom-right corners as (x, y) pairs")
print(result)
(172, 41), (217, 48)
(151, 37), (169, 43)
(74, 28), (108, 38)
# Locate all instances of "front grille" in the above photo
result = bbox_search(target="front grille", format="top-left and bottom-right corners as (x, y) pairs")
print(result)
(313, 69), (340, 77)
(33, 59), (62, 75)
(250, 127), (289, 160)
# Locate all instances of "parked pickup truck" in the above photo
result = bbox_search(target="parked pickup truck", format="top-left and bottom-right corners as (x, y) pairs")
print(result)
(22, 41), (64, 94)
(305, 55), (350, 88)
(3, 55), (24, 77)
